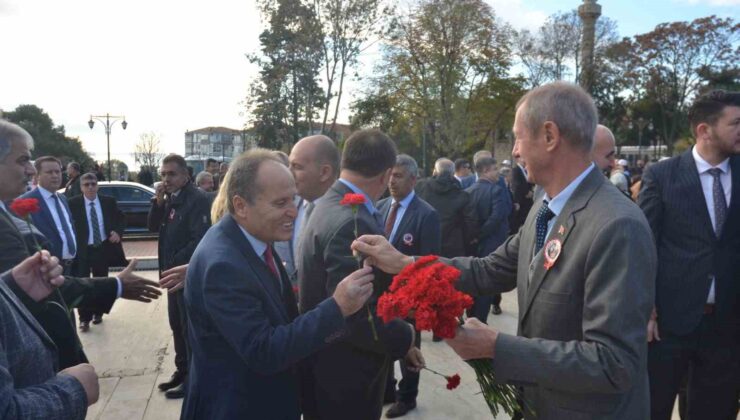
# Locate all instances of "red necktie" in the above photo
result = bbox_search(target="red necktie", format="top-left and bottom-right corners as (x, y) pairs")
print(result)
(384, 202), (400, 238)
(263, 246), (280, 281)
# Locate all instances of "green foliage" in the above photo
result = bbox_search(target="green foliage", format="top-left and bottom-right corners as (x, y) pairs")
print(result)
(4, 105), (95, 169)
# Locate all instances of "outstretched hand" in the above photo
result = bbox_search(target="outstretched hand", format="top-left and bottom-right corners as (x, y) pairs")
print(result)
(351, 235), (413, 274)
(118, 259), (162, 302)
(159, 264), (188, 293)
(445, 318), (498, 360)
(11, 250), (65, 302)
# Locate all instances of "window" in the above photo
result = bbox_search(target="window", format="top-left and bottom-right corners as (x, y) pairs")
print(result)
(116, 186), (152, 203)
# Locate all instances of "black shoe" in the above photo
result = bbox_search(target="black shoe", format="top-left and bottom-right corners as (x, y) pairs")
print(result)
(491, 304), (502, 315)
(383, 392), (396, 404)
(92, 314), (103, 324)
(79, 321), (90, 332)
(386, 401), (416, 418)
(158, 371), (185, 391)
(164, 382), (186, 399)
(432, 335), (443, 342)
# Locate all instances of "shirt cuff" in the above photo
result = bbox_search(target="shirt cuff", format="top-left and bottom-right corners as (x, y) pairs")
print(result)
(115, 276), (123, 298)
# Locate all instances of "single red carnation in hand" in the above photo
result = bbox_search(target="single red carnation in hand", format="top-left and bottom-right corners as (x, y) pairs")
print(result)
(339, 193), (366, 206)
(10, 198), (40, 218)
(446, 374), (461, 390)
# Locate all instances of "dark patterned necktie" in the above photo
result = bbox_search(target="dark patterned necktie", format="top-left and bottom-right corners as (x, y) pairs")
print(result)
(90, 202), (103, 246)
(707, 168), (728, 235)
(384, 202), (400, 239)
(534, 200), (555, 254)
(52, 194), (76, 256)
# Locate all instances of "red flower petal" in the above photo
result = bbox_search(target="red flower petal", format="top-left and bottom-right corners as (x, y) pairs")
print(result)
(446, 374), (461, 390)
(9, 198), (41, 219)
(339, 193), (366, 206)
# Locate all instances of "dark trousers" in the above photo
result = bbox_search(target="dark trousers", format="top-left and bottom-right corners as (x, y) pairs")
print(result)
(385, 330), (422, 403)
(76, 246), (109, 323)
(468, 294), (501, 324)
(168, 289), (189, 375)
(648, 312), (740, 420)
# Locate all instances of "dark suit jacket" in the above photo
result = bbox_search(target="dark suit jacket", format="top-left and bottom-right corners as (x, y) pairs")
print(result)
(21, 187), (75, 260)
(456, 174), (475, 189)
(447, 167), (656, 419)
(0, 271), (88, 420)
(181, 214), (346, 420)
(415, 174), (478, 257)
(64, 175), (82, 199)
(466, 178), (512, 257)
(69, 194), (127, 271)
(0, 207), (117, 369)
(298, 180), (414, 420)
(377, 194), (441, 257)
(147, 182), (211, 272)
(639, 151), (740, 336)
(510, 164), (534, 233)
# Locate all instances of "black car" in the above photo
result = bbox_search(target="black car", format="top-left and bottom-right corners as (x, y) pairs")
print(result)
(96, 181), (156, 236)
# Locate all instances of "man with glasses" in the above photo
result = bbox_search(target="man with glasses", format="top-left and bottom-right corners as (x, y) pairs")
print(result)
(69, 173), (126, 331)
(148, 153), (211, 399)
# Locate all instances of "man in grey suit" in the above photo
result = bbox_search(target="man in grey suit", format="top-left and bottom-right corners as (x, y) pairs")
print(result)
(353, 82), (656, 419)
(298, 129), (419, 420)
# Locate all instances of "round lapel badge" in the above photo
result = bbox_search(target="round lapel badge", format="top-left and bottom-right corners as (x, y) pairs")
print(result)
(402, 233), (413, 246)
(543, 239), (562, 270)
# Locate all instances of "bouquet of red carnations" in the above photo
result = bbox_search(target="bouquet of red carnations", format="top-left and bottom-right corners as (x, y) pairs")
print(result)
(377, 255), (525, 417)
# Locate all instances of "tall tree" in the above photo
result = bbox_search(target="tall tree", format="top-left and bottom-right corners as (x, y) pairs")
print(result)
(620, 15), (739, 154)
(312, 0), (393, 137)
(134, 131), (165, 175)
(247, 0), (324, 149)
(4, 105), (94, 169)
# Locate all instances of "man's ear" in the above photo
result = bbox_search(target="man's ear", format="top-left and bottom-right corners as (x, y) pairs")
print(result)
(694, 122), (712, 143)
(318, 164), (333, 183)
(232, 195), (250, 219)
(543, 121), (561, 152)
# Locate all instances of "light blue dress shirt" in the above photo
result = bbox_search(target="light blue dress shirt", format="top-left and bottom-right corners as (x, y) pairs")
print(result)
(385, 190), (415, 243)
(541, 163), (595, 238)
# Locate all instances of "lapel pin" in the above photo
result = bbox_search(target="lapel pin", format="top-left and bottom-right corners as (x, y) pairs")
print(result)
(169, 208), (176, 221)
(558, 225), (565, 235)
(402, 233), (414, 246)
(543, 239), (562, 270)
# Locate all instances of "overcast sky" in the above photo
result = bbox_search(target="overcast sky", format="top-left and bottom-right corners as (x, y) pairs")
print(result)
(1, 0), (737, 167)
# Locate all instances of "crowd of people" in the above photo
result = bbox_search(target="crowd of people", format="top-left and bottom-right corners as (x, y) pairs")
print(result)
(0, 82), (737, 420)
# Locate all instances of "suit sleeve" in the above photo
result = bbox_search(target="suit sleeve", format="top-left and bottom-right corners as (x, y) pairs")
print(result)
(637, 166), (663, 245)
(461, 194), (479, 254)
(200, 261), (345, 376)
(109, 198), (126, 236)
(442, 230), (519, 296)
(0, 346), (88, 420)
(0, 214), (32, 274)
(418, 209), (441, 256)
(172, 195), (211, 266)
(491, 217), (655, 394)
(58, 277), (117, 312)
(479, 186), (510, 239)
(147, 200), (164, 233)
(324, 217), (413, 359)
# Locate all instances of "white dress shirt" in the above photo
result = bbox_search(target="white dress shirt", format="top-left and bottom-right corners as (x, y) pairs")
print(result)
(84, 196), (106, 245)
(542, 164), (596, 238)
(38, 186), (77, 260)
(692, 146), (732, 304)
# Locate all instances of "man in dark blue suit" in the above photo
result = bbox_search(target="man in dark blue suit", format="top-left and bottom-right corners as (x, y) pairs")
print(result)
(182, 149), (376, 420)
(21, 156), (78, 268)
(639, 90), (740, 420)
(466, 156), (512, 321)
(378, 155), (441, 418)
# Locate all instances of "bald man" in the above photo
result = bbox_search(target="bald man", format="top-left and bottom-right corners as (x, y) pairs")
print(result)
(592, 125), (616, 174)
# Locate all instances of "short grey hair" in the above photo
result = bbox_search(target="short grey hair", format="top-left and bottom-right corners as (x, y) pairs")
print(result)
(395, 154), (418, 178)
(516, 82), (597, 153)
(434, 158), (454, 177)
(0, 120), (33, 162)
(473, 150), (492, 166)
(195, 171), (213, 187)
(227, 148), (282, 212)
(474, 156), (496, 173)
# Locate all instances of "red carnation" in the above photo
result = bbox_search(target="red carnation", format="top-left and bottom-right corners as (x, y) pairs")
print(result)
(10, 198), (40, 218)
(377, 256), (473, 339)
(339, 193), (366, 206)
(446, 374), (461, 390)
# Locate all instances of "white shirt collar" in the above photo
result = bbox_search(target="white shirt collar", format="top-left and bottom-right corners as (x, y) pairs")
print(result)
(84, 195), (99, 205)
(544, 163), (595, 218)
(392, 190), (415, 209)
(37, 186), (56, 199)
(338, 178), (379, 215)
(692, 146), (730, 175)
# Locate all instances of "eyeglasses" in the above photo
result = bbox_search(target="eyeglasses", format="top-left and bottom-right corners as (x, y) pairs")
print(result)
(82, 182), (98, 187)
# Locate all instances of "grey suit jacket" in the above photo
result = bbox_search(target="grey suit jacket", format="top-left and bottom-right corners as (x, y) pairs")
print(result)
(446, 167), (656, 419)
(0, 271), (88, 419)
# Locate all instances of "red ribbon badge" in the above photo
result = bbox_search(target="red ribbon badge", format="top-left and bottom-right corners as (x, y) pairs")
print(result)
(543, 239), (562, 270)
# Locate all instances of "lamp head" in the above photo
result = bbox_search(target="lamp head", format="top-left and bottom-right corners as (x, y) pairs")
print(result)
(121, 120), (128, 130)
(88, 119), (94, 129)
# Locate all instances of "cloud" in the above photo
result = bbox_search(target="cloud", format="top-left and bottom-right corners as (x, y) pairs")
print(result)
(682, 0), (740, 5)
(0, 0), (17, 15)
(486, 0), (549, 31)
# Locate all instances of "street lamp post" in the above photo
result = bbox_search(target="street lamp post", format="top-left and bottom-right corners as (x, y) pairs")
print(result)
(629, 117), (653, 160)
(88, 113), (127, 181)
